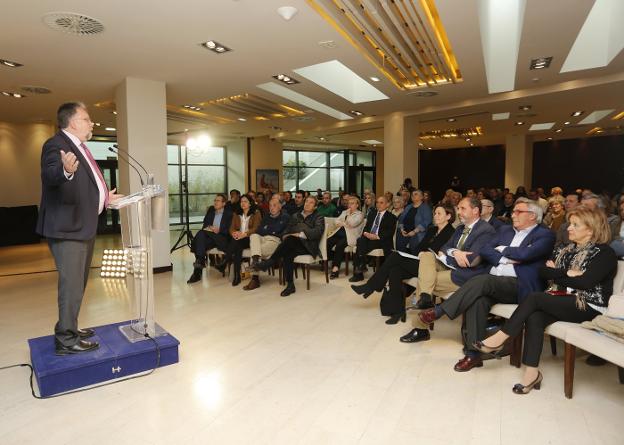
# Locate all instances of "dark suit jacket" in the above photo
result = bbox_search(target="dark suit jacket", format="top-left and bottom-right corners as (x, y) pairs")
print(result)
(284, 211), (325, 257)
(481, 224), (556, 302)
(362, 210), (397, 255)
(486, 216), (505, 231)
(442, 219), (496, 286)
(36, 131), (101, 240)
(201, 206), (233, 236)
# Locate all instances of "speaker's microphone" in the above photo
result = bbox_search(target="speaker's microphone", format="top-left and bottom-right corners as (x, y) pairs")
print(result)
(109, 146), (144, 187)
(112, 144), (149, 179)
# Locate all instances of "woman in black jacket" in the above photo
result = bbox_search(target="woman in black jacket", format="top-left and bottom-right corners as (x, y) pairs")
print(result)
(475, 206), (617, 394)
(351, 205), (456, 324)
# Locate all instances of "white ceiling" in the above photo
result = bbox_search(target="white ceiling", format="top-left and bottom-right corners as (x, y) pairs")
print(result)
(0, 0), (622, 149)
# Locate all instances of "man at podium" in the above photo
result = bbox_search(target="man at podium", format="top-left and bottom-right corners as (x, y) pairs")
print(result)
(36, 102), (122, 355)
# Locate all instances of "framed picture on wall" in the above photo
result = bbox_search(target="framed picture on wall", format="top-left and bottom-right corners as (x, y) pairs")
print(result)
(256, 169), (279, 192)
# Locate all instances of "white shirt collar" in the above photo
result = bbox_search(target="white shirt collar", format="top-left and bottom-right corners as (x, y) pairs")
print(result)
(61, 129), (83, 150)
(514, 224), (537, 235)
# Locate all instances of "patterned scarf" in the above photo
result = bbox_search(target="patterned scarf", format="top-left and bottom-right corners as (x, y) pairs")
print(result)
(553, 243), (601, 310)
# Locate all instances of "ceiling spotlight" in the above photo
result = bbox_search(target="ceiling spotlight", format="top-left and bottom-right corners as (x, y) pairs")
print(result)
(112, 111), (117, 115)
(555, 128), (563, 133)
(370, 76), (380, 82)
(530, 57), (553, 70)
(519, 105), (531, 111)
(0, 58), (23, 68)
(277, 6), (298, 21)
(272, 74), (299, 85)
(238, 117), (247, 122)
(571, 111), (584, 117)
(183, 105), (202, 111)
(105, 127), (116, 131)
(447, 118), (456, 122)
(515, 121), (525, 126)
(95, 122), (101, 126)
(1, 91), (26, 98)
(465, 138), (471, 142)
(427, 147), (432, 150)
(470, 143), (474, 146)
(200, 40), (231, 54)
(563, 121), (571, 125)
(547, 137), (553, 140)
(349, 110), (364, 116)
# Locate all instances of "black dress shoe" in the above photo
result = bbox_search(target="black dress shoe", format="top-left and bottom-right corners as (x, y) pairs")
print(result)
(78, 328), (95, 339)
(55, 340), (99, 356)
(280, 282), (296, 297)
(399, 328), (430, 343)
(330, 270), (339, 279)
(385, 312), (406, 325)
(349, 273), (365, 282)
(187, 268), (202, 284)
(351, 284), (374, 299)
(416, 293), (434, 309)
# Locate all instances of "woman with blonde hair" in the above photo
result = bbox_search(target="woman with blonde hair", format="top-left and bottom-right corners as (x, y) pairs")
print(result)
(391, 195), (405, 217)
(543, 195), (566, 231)
(327, 196), (365, 279)
(475, 206), (617, 394)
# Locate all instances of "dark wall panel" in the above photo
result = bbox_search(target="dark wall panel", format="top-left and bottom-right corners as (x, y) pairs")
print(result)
(418, 145), (505, 202)
(532, 135), (624, 195)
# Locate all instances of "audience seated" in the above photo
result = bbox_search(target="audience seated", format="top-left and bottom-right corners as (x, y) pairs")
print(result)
(417, 198), (555, 371)
(256, 191), (269, 216)
(351, 204), (456, 324)
(556, 193), (580, 246)
(362, 192), (376, 218)
(225, 189), (241, 214)
(252, 196), (324, 297)
(475, 206), (617, 394)
(283, 191), (296, 214)
(481, 199), (505, 231)
(187, 194), (233, 284)
(543, 195), (566, 232)
(391, 195), (405, 218)
(396, 189), (432, 254)
(400, 197), (496, 343)
(243, 198), (290, 290)
(497, 192), (515, 222)
(215, 194), (262, 286)
(609, 201), (624, 257)
(327, 196), (365, 279)
(317, 191), (338, 217)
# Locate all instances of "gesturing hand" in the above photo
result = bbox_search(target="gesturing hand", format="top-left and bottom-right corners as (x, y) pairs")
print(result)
(60, 150), (79, 174)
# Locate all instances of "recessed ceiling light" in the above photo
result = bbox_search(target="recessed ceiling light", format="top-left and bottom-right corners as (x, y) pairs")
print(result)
(200, 40), (232, 54)
(184, 128), (189, 132)
(362, 140), (382, 145)
(1, 91), (26, 98)
(555, 128), (563, 133)
(0, 58), (23, 68)
(447, 117), (456, 122)
(529, 122), (555, 131)
(571, 111), (584, 117)
(465, 138), (471, 142)
(515, 121), (525, 126)
(492, 112), (510, 121)
(470, 143), (474, 146)
(112, 111), (117, 115)
(547, 137), (553, 140)
(94, 122), (101, 126)
(183, 105), (202, 111)
(276, 6), (298, 21)
(273, 74), (300, 85)
(519, 105), (531, 111)
(370, 76), (380, 82)
(105, 127), (116, 131)
(530, 56), (553, 70)
(318, 137), (327, 142)
(238, 117), (247, 122)
(427, 147), (432, 150)
(349, 110), (364, 116)
(564, 121), (571, 125)
(578, 109), (616, 125)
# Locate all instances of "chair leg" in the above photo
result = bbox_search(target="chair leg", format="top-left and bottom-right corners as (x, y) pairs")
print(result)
(564, 342), (576, 399)
(294, 265), (298, 280)
(279, 264), (283, 285)
(345, 252), (350, 276)
(306, 264), (311, 290)
(510, 332), (523, 368)
(618, 366), (624, 384)
(550, 336), (557, 356)
(375, 256), (380, 272)
(324, 260), (329, 283)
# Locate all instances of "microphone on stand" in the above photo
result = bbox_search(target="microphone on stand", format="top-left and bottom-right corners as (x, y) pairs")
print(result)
(112, 144), (149, 179)
(109, 146), (145, 187)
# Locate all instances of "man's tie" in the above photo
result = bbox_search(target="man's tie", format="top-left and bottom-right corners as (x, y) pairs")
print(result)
(456, 226), (470, 250)
(371, 212), (381, 235)
(80, 143), (109, 208)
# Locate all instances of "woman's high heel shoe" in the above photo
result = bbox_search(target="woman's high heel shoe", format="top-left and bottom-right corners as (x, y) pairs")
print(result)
(473, 339), (505, 358)
(385, 312), (407, 325)
(512, 371), (543, 394)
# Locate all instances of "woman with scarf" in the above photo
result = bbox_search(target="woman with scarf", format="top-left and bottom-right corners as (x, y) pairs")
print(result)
(474, 206), (617, 394)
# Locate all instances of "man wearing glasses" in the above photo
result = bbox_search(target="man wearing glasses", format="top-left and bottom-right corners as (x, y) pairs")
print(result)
(37, 102), (122, 355)
(349, 195), (397, 282)
(414, 198), (555, 371)
(481, 198), (505, 231)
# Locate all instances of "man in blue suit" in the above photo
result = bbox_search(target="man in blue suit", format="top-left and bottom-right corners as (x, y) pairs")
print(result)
(400, 197), (496, 343)
(418, 198), (555, 371)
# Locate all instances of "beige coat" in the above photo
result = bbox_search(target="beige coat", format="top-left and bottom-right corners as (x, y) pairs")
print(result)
(328, 209), (365, 245)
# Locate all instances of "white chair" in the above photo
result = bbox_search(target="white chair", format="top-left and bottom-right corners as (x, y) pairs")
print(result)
(292, 220), (330, 290)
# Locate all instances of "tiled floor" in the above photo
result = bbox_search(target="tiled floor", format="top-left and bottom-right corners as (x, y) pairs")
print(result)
(0, 237), (622, 445)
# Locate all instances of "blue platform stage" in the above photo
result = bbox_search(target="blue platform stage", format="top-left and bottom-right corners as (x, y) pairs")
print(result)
(28, 321), (180, 397)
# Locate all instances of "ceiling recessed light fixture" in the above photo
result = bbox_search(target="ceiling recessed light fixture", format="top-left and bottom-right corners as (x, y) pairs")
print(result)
(546, 137), (553, 140)
(578, 109), (616, 125)
(105, 127), (116, 131)
(515, 121), (525, 126)
(529, 122), (555, 131)
(349, 110), (364, 116)
(555, 128), (563, 133)
(1, 91), (26, 98)
(492, 112), (510, 121)
(276, 6), (298, 21)
(369, 76), (380, 82)
(530, 56), (553, 70)
(564, 121), (571, 125)
(427, 147), (432, 150)
(470, 143), (474, 147)
(571, 111), (584, 117)
(272, 74), (299, 85)
(0, 58), (23, 68)
(362, 139), (382, 145)
(200, 40), (232, 54)
(519, 105), (531, 111)
(183, 105), (202, 111)
(465, 138), (472, 142)
(447, 117), (456, 122)
(237, 117), (247, 122)
(112, 111), (117, 115)
(94, 122), (101, 126)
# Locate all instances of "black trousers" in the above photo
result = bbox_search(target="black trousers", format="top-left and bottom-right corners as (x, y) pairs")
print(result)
(353, 236), (383, 270)
(502, 292), (601, 367)
(224, 237), (251, 275)
(48, 237), (95, 347)
(327, 228), (348, 268)
(366, 251), (420, 316)
(440, 274), (518, 352)
(191, 230), (229, 263)
(269, 235), (309, 283)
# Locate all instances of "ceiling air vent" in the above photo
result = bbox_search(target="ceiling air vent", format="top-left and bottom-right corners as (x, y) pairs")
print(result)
(43, 12), (104, 36)
(21, 86), (52, 94)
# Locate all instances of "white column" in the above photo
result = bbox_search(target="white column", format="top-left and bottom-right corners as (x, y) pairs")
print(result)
(115, 77), (170, 269)
(505, 134), (533, 191)
(383, 112), (419, 192)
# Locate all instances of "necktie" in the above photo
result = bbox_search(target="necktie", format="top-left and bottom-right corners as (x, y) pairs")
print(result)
(371, 212), (381, 235)
(456, 226), (470, 250)
(80, 143), (109, 208)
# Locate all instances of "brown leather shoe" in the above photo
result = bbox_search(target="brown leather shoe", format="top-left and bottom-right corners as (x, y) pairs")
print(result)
(243, 276), (260, 291)
(418, 308), (437, 325)
(453, 355), (484, 372)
